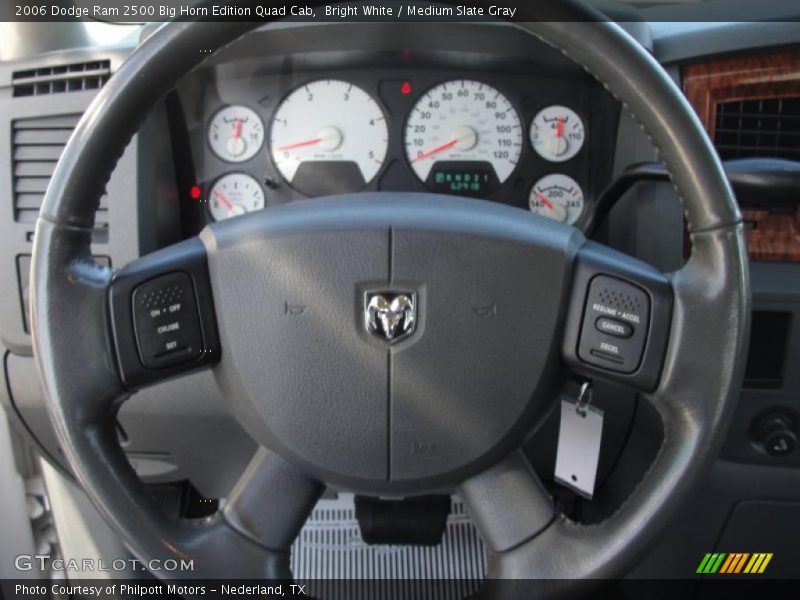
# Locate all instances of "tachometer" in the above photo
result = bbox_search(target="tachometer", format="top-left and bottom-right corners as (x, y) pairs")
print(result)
(529, 174), (584, 225)
(208, 105), (264, 163)
(405, 80), (522, 196)
(269, 79), (388, 196)
(208, 173), (265, 221)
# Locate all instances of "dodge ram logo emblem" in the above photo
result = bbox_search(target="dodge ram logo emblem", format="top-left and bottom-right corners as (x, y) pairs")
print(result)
(365, 292), (417, 342)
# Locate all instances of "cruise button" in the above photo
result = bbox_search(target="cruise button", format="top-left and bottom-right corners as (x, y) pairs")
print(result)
(595, 317), (633, 338)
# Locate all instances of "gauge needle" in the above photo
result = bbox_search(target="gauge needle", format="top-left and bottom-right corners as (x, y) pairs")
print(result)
(274, 137), (323, 152)
(412, 138), (460, 162)
(534, 192), (554, 210)
(234, 117), (243, 140)
(556, 117), (565, 139)
(213, 190), (233, 211)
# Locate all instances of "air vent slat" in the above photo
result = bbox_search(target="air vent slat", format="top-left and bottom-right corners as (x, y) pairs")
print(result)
(15, 193), (46, 210)
(14, 161), (56, 178)
(13, 129), (73, 146)
(716, 128), (800, 137)
(12, 60), (110, 97)
(715, 97), (800, 160)
(14, 145), (65, 161)
(12, 114), (108, 237)
(12, 115), (82, 129)
(15, 209), (41, 224)
(14, 178), (50, 194)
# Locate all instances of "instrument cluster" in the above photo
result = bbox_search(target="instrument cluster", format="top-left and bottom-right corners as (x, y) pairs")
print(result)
(190, 68), (613, 229)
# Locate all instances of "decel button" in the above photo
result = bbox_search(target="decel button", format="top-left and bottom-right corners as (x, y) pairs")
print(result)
(595, 317), (633, 338)
(132, 272), (203, 369)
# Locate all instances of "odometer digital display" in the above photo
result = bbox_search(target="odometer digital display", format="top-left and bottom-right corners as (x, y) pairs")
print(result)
(426, 162), (500, 197)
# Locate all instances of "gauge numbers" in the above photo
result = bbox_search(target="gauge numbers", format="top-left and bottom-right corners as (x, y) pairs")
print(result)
(405, 80), (522, 195)
(208, 173), (265, 221)
(269, 79), (388, 196)
(529, 174), (584, 225)
(530, 106), (585, 162)
(208, 105), (264, 163)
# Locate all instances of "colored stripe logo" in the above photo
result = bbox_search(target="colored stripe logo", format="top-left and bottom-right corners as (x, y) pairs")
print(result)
(696, 552), (773, 574)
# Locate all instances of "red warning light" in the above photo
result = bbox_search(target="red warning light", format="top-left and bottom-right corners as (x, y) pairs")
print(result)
(401, 81), (412, 95)
(190, 185), (201, 200)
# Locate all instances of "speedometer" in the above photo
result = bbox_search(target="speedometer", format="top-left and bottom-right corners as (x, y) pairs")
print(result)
(404, 80), (522, 196)
(269, 79), (388, 196)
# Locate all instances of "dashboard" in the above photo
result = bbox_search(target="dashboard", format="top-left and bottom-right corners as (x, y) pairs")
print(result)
(168, 27), (620, 239)
(3, 14), (800, 582)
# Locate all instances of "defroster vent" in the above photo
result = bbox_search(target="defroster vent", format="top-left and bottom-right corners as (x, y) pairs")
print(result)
(12, 60), (111, 97)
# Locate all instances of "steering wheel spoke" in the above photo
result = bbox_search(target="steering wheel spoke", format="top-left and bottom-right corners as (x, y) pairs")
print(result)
(561, 240), (673, 393)
(458, 450), (554, 554)
(223, 447), (324, 552)
(107, 237), (221, 389)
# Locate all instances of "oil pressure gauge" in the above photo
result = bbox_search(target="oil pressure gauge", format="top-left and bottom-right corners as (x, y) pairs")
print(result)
(529, 174), (585, 225)
(530, 106), (585, 162)
(208, 105), (264, 163)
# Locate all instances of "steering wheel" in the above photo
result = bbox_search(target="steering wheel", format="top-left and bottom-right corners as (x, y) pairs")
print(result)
(31, 0), (749, 595)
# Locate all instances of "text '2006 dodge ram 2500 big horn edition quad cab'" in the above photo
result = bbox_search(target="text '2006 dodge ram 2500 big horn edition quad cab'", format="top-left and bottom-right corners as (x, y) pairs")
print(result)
(0, 1), (799, 598)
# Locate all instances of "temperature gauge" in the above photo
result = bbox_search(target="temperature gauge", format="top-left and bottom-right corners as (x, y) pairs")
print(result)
(208, 173), (265, 221)
(208, 105), (264, 163)
(530, 106), (585, 162)
(529, 174), (584, 225)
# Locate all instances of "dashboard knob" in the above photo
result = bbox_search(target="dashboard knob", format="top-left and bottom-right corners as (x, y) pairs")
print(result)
(756, 412), (797, 457)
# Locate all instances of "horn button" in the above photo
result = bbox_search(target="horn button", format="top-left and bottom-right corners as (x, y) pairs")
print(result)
(204, 195), (580, 494)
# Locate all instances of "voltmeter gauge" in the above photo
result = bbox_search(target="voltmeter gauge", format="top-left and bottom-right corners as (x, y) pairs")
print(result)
(530, 106), (585, 162)
(529, 174), (585, 225)
(208, 105), (264, 163)
(208, 173), (265, 221)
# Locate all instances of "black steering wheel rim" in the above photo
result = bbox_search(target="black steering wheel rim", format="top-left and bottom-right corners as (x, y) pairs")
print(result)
(31, 0), (749, 594)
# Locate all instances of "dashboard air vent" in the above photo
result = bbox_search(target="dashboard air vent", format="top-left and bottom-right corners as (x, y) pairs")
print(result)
(715, 97), (800, 160)
(12, 60), (111, 97)
(12, 115), (108, 238)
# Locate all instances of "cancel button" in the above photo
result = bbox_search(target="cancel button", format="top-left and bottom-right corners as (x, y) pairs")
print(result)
(595, 317), (633, 338)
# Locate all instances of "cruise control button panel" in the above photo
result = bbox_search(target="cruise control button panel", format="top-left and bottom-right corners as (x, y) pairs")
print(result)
(108, 237), (220, 389)
(578, 275), (650, 373)
(132, 272), (203, 369)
